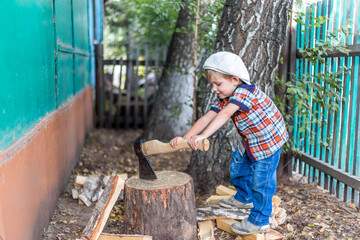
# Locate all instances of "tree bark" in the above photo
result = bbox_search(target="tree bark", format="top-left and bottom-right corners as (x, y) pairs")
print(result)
(188, 0), (293, 193)
(142, 1), (197, 140)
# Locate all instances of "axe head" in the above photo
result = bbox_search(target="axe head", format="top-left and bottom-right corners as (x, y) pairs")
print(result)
(133, 140), (157, 180)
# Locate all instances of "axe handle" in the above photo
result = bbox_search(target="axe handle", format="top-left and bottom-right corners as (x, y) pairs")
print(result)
(141, 139), (210, 156)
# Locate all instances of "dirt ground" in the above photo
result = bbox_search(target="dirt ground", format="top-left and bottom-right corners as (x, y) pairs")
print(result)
(41, 128), (360, 240)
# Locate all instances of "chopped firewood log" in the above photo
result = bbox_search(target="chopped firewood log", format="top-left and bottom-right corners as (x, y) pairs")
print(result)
(81, 174), (125, 240)
(216, 218), (239, 235)
(235, 233), (265, 240)
(270, 195), (287, 228)
(205, 195), (229, 205)
(217, 219), (285, 240)
(79, 175), (105, 207)
(72, 189), (79, 199)
(264, 230), (286, 240)
(218, 220), (266, 240)
(76, 175), (88, 185)
(98, 233), (152, 240)
(117, 173), (128, 181)
(197, 205), (248, 221)
(198, 220), (215, 240)
(275, 208), (286, 225)
(216, 185), (237, 196)
(270, 216), (279, 229)
(272, 195), (281, 209)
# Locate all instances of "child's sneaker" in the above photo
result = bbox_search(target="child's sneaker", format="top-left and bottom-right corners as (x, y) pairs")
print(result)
(231, 218), (270, 235)
(219, 196), (254, 209)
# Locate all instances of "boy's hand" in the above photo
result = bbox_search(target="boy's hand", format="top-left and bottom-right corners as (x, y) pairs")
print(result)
(188, 135), (206, 150)
(170, 136), (185, 148)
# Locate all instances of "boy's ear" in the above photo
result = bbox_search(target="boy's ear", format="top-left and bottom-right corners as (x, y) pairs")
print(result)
(231, 76), (242, 85)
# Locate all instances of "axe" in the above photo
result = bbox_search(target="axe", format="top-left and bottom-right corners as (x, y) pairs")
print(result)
(134, 139), (210, 180)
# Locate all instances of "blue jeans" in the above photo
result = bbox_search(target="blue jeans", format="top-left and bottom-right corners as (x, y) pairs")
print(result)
(230, 148), (282, 226)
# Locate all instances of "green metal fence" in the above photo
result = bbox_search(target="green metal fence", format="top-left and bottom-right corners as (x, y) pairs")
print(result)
(292, 0), (360, 206)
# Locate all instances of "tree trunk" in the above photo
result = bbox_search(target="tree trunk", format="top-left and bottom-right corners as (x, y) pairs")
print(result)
(188, 0), (293, 193)
(124, 171), (197, 240)
(142, 1), (197, 141)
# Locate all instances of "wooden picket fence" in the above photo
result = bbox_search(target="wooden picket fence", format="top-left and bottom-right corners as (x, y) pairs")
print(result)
(96, 43), (167, 129)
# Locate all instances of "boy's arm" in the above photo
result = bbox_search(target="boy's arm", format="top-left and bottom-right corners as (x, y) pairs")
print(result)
(170, 110), (217, 148)
(183, 110), (218, 138)
(188, 103), (240, 150)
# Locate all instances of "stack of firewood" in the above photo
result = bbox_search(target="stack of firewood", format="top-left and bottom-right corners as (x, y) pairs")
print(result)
(197, 185), (286, 240)
(71, 175), (109, 206)
(270, 195), (287, 229)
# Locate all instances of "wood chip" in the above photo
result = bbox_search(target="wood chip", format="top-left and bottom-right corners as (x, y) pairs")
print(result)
(76, 175), (88, 185)
(198, 220), (215, 240)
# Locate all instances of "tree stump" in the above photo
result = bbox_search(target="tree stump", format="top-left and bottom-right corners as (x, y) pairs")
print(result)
(124, 171), (196, 240)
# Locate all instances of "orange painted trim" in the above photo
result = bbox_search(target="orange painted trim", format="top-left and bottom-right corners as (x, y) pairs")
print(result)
(0, 86), (93, 240)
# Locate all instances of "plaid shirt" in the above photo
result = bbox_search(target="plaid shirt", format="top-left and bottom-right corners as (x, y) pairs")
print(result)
(210, 84), (288, 161)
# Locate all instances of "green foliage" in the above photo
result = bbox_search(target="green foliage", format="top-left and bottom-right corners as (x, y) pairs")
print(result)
(103, 0), (181, 58)
(275, 4), (352, 153)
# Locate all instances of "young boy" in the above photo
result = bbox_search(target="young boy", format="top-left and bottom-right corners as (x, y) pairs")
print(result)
(170, 51), (288, 235)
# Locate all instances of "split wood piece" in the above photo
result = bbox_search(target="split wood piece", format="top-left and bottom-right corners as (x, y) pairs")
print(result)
(217, 219), (265, 240)
(216, 185), (237, 196)
(79, 175), (105, 206)
(216, 218), (239, 235)
(235, 230), (285, 240)
(197, 205), (248, 221)
(76, 175), (88, 185)
(217, 219), (285, 240)
(98, 233), (152, 240)
(81, 174), (125, 240)
(205, 195), (229, 205)
(197, 220), (215, 240)
(124, 171), (197, 240)
(235, 234), (264, 240)
(272, 195), (281, 209)
(263, 230), (286, 240)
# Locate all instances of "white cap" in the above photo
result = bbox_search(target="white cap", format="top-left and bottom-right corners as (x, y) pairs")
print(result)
(203, 51), (251, 85)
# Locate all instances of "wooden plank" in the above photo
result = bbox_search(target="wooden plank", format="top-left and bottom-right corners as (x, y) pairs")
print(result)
(143, 44), (149, 126)
(81, 175), (125, 240)
(197, 220), (215, 240)
(116, 59), (124, 128)
(216, 185), (237, 196)
(125, 46), (134, 129)
(98, 233), (152, 240)
(295, 151), (360, 190)
(134, 43), (140, 129)
(108, 60), (116, 128)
